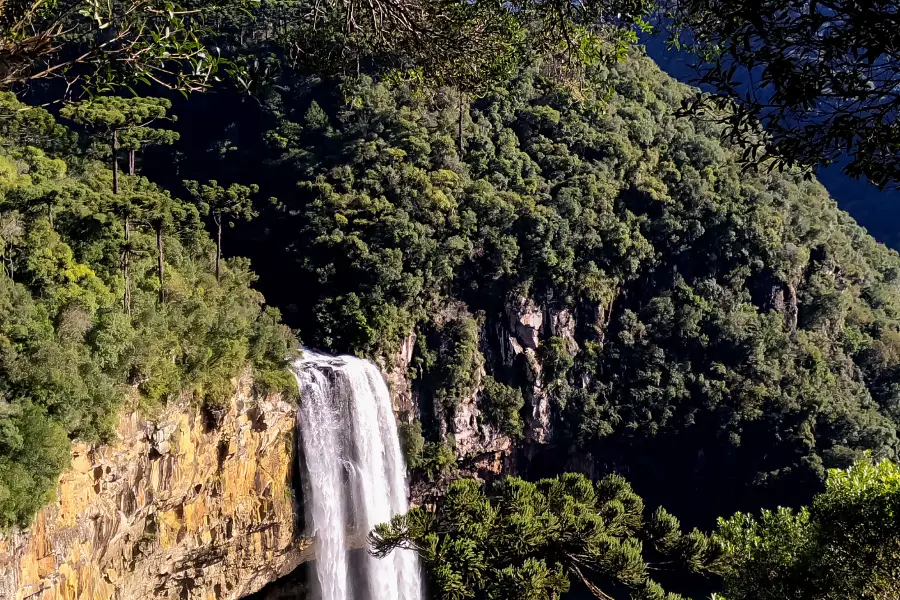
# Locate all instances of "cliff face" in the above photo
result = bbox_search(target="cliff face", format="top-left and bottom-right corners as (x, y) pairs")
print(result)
(0, 375), (311, 600)
(392, 296), (588, 484)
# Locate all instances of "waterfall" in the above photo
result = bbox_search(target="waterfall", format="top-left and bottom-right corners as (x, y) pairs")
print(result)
(292, 349), (423, 600)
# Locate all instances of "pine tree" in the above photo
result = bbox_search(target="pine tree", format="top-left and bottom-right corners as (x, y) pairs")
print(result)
(183, 180), (258, 281)
(371, 473), (725, 600)
(61, 97), (176, 313)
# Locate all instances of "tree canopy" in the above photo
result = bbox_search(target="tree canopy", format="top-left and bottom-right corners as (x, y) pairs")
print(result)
(714, 456), (900, 600)
(371, 472), (724, 600)
(0, 91), (295, 528)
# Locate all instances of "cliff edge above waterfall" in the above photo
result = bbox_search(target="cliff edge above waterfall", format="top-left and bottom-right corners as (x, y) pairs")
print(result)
(0, 373), (311, 600)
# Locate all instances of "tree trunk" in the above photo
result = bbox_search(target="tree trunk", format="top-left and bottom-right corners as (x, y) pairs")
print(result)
(123, 215), (131, 315)
(112, 130), (119, 195)
(458, 91), (465, 155)
(129, 149), (135, 176)
(157, 225), (165, 304)
(214, 214), (222, 282)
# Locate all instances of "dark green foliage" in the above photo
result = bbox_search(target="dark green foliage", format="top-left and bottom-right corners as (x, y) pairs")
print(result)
(479, 376), (524, 439)
(669, 0), (900, 189)
(399, 419), (459, 481)
(247, 52), (900, 521)
(0, 400), (71, 528)
(715, 457), (900, 600)
(420, 316), (483, 414)
(398, 420), (426, 469)
(371, 472), (724, 600)
(420, 440), (459, 482)
(539, 337), (575, 384)
(0, 96), (295, 528)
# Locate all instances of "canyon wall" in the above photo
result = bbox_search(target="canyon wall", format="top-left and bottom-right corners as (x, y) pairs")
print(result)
(0, 375), (311, 600)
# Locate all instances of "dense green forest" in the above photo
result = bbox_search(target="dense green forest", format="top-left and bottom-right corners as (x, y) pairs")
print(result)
(0, 93), (295, 528)
(149, 52), (900, 525)
(3, 0), (900, 595)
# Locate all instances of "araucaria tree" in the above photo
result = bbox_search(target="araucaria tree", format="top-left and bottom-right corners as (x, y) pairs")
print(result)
(184, 180), (258, 281)
(119, 126), (179, 176)
(135, 188), (197, 304)
(61, 97), (176, 194)
(61, 97), (176, 312)
(370, 473), (724, 600)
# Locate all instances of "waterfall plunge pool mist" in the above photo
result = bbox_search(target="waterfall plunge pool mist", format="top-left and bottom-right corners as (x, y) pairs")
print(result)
(289, 349), (423, 600)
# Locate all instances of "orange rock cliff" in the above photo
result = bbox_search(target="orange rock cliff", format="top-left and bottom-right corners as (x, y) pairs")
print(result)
(0, 375), (311, 600)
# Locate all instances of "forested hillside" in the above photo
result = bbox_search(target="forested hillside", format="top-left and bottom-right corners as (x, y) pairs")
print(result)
(0, 94), (295, 528)
(154, 52), (900, 524)
(4, 0), (900, 595)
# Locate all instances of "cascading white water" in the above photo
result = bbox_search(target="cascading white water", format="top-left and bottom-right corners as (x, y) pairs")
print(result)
(292, 349), (423, 600)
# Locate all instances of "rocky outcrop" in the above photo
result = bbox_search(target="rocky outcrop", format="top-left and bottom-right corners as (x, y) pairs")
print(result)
(380, 333), (418, 420)
(0, 375), (311, 600)
(504, 298), (554, 444)
(507, 297), (543, 350)
(450, 366), (511, 460)
(546, 308), (578, 355)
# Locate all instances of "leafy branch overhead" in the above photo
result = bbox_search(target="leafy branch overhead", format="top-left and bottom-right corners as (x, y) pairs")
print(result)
(666, 0), (900, 188)
(1, 0), (654, 95)
(0, 0), (231, 91)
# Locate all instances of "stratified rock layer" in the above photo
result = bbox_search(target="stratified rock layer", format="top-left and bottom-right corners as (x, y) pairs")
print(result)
(0, 375), (311, 600)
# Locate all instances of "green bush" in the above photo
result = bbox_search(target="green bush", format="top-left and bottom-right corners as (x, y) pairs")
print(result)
(480, 376), (524, 439)
(538, 337), (575, 385)
(398, 420), (426, 469)
(417, 315), (484, 415)
(420, 441), (458, 482)
(398, 420), (457, 481)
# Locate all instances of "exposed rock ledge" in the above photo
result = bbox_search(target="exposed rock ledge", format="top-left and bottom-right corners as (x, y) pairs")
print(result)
(0, 374), (311, 600)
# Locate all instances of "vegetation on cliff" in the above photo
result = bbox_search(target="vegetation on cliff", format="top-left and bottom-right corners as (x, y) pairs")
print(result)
(0, 93), (295, 528)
